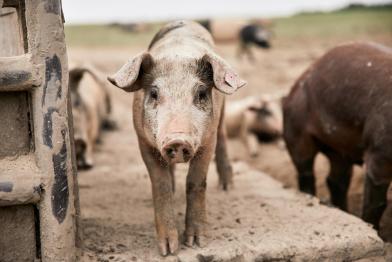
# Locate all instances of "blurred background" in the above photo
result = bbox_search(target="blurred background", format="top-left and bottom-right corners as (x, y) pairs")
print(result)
(61, 1), (392, 259)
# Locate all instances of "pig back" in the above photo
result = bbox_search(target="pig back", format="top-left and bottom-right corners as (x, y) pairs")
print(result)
(285, 42), (392, 160)
(148, 20), (215, 59)
(305, 42), (392, 126)
(76, 70), (110, 127)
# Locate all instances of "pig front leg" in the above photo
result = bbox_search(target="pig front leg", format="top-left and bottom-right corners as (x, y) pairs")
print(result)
(139, 140), (179, 256)
(84, 139), (95, 168)
(185, 140), (215, 247)
(247, 133), (259, 157)
(239, 124), (259, 157)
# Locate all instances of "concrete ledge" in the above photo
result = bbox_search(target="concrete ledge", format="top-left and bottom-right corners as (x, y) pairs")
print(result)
(83, 162), (384, 262)
(176, 163), (384, 262)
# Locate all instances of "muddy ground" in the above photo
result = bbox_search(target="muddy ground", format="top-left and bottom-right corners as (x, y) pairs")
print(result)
(68, 34), (392, 261)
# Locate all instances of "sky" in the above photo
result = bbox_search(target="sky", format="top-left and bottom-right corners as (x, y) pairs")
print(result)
(62, 0), (391, 24)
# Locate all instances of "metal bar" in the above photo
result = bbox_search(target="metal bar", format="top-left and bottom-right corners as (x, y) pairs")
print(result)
(0, 54), (40, 91)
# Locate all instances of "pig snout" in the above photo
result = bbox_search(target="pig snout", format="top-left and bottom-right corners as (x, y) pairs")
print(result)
(161, 135), (195, 163)
(266, 117), (282, 134)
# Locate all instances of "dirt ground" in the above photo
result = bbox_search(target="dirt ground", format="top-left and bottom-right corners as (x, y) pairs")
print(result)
(68, 34), (392, 261)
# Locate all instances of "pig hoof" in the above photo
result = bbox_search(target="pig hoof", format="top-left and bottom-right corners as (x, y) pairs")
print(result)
(158, 230), (179, 256)
(184, 235), (206, 248)
(219, 181), (233, 191)
(77, 160), (93, 170)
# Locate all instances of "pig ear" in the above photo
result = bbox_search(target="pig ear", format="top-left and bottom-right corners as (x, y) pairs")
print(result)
(69, 67), (88, 92)
(202, 53), (246, 95)
(107, 52), (153, 92)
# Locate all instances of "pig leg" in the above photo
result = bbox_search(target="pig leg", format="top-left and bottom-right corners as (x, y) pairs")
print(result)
(239, 116), (258, 157)
(362, 155), (391, 229)
(84, 139), (94, 169)
(239, 43), (255, 63)
(285, 133), (318, 195)
(246, 47), (255, 63)
(236, 42), (246, 60)
(363, 175), (389, 229)
(185, 141), (216, 247)
(139, 141), (178, 256)
(82, 110), (99, 168)
(215, 105), (234, 190)
(326, 152), (353, 211)
(245, 133), (259, 157)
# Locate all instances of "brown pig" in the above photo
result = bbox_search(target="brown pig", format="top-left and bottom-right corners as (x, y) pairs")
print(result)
(225, 95), (282, 157)
(108, 20), (246, 255)
(283, 42), (392, 231)
(69, 65), (114, 169)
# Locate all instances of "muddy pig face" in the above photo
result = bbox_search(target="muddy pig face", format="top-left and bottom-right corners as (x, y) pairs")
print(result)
(248, 97), (282, 140)
(141, 58), (217, 163)
(109, 52), (246, 164)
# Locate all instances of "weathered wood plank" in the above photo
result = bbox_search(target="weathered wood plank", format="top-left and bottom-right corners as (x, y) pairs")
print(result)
(0, 55), (41, 91)
(0, 155), (42, 206)
(0, 7), (23, 55)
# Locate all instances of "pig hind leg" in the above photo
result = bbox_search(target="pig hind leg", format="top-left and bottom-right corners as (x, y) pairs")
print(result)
(215, 104), (234, 190)
(285, 132), (318, 195)
(325, 152), (353, 211)
(363, 154), (391, 230)
(363, 175), (389, 229)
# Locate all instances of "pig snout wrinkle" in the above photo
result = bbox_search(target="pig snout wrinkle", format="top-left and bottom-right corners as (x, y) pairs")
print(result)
(162, 138), (194, 163)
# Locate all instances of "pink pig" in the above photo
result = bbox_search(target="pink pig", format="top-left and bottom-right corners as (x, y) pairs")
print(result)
(108, 20), (246, 256)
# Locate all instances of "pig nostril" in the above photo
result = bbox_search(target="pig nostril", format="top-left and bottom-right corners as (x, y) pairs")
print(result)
(166, 148), (176, 158)
(183, 148), (190, 156)
(163, 141), (193, 161)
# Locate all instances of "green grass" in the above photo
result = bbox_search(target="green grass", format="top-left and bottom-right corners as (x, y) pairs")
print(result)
(64, 23), (162, 48)
(65, 7), (392, 48)
(272, 7), (392, 40)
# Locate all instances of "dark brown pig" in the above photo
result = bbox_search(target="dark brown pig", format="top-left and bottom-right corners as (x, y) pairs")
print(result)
(108, 20), (246, 255)
(69, 65), (114, 169)
(283, 42), (392, 231)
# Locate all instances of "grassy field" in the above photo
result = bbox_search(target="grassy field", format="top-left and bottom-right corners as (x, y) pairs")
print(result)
(273, 6), (392, 41)
(64, 6), (392, 47)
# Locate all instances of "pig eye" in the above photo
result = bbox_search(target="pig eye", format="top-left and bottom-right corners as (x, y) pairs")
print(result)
(197, 89), (208, 103)
(149, 87), (159, 101)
